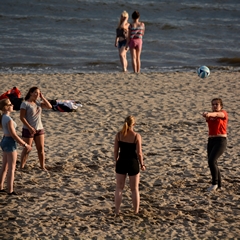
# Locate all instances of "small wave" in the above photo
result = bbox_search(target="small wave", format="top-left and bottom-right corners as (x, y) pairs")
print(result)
(179, 3), (240, 12)
(86, 61), (116, 66)
(179, 6), (202, 11)
(144, 21), (180, 30)
(217, 58), (240, 66)
(145, 22), (181, 30)
(0, 14), (34, 21)
(161, 24), (179, 30)
(0, 12), (93, 24)
(0, 63), (56, 68)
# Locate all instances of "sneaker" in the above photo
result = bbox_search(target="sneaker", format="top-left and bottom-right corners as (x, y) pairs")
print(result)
(207, 185), (218, 192)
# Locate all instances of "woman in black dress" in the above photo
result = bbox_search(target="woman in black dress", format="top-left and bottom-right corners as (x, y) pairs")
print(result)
(114, 116), (145, 215)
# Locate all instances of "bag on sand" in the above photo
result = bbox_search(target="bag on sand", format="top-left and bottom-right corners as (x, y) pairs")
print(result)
(0, 87), (23, 110)
(0, 86), (21, 100)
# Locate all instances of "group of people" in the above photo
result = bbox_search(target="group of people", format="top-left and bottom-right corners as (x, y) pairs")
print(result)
(113, 98), (228, 215)
(0, 87), (52, 195)
(0, 86), (228, 215)
(115, 10), (145, 73)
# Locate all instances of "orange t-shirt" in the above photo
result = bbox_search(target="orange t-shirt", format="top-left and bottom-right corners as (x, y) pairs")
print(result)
(207, 110), (228, 136)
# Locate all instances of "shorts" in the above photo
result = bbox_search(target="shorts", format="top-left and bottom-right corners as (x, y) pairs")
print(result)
(118, 39), (127, 49)
(0, 136), (17, 152)
(22, 128), (45, 138)
(115, 158), (140, 176)
(129, 38), (142, 50)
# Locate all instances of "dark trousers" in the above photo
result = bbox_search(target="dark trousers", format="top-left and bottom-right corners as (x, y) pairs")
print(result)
(207, 137), (227, 187)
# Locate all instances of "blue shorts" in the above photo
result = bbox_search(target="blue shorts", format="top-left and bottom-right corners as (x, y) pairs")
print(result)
(118, 39), (127, 49)
(0, 136), (17, 152)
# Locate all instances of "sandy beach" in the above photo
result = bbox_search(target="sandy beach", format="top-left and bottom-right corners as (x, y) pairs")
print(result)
(0, 71), (240, 239)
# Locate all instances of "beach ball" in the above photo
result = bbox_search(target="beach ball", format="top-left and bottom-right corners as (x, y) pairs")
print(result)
(197, 66), (210, 78)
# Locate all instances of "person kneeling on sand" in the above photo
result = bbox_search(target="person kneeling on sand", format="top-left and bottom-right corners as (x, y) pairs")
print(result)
(114, 115), (146, 215)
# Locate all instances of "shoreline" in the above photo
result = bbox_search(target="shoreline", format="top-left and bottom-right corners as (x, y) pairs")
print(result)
(0, 63), (240, 75)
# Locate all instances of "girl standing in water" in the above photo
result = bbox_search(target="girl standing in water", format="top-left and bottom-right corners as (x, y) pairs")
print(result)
(115, 11), (130, 72)
(126, 11), (145, 73)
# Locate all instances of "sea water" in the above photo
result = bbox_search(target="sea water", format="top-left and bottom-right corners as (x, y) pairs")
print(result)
(1, 0), (240, 73)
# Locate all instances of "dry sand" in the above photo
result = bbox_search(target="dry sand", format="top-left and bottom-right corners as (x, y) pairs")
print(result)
(0, 71), (240, 239)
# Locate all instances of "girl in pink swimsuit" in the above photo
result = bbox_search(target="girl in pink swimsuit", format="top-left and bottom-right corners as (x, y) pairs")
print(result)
(126, 11), (145, 73)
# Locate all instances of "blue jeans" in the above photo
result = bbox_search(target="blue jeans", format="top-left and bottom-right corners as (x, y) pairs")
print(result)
(0, 136), (17, 152)
(207, 137), (227, 188)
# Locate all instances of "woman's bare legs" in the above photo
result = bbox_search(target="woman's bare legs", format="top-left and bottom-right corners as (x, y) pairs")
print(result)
(7, 151), (17, 193)
(135, 47), (142, 73)
(0, 151), (17, 193)
(119, 47), (128, 72)
(130, 47), (142, 73)
(34, 134), (46, 170)
(130, 48), (137, 73)
(20, 137), (33, 169)
(0, 152), (8, 190)
(129, 173), (140, 214)
(115, 173), (126, 215)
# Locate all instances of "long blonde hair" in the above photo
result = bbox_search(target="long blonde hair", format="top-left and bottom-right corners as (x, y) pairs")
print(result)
(0, 98), (9, 128)
(120, 115), (135, 136)
(117, 10), (129, 28)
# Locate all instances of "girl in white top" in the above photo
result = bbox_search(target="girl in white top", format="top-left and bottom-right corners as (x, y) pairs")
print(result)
(0, 98), (32, 195)
(20, 87), (52, 171)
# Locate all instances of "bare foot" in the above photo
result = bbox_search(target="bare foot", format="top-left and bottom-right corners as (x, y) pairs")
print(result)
(114, 213), (121, 217)
(41, 166), (48, 171)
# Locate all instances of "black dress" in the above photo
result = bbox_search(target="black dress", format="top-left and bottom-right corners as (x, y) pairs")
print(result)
(115, 134), (139, 176)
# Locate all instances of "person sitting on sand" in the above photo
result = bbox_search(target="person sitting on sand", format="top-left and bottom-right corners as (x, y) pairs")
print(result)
(202, 98), (228, 192)
(114, 115), (146, 215)
(0, 98), (32, 195)
(20, 87), (52, 171)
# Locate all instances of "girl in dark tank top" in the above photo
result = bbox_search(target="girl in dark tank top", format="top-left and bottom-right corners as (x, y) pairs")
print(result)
(114, 11), (130, 72)
(114, 115), (146, 215)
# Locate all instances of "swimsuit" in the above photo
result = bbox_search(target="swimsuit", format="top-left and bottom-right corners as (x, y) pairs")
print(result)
(116, 28), (127, 39)
(129, 38), (142, 50)
(116, 28), (128, 49)
(129, 23), (144, 50)
(115, 134), (139, 176)
(129, 24), (144, 39)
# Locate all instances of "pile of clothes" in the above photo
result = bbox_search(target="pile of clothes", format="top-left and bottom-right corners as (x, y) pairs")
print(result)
(49, 99), (82, 112)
